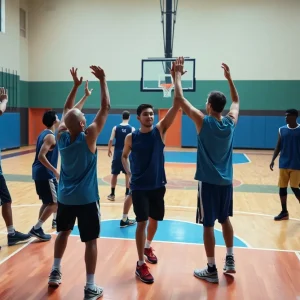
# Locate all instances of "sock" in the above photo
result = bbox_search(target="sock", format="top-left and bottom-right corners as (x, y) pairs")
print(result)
(145, 240), (151, 249)
(52, 258), (61, 270)
(138, 260), (145, 266)
(207, 257), (215, 267)
(281, 202), (287, 212)
(226, 247), (233, 256)
(86, 274), (95, 289)
(53, 213), (57, 220)
(7, 225), (15, 235)
(34, 219), (44, 230)
(111, 187), (115, 196)
(122, 214), (128, 222)
(125, 188), (129, 195)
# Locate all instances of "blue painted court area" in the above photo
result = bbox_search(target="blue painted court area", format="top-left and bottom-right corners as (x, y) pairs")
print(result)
(71, 219), (248, 248)
(164, 151), (249, 164)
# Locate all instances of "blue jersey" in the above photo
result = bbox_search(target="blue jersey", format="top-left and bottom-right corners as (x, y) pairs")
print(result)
(279, 124), (300, 170)
(130, 126), (166, 191)
(58, 131), (99, 205)
(114, 124), (133, 158)
(195, 115), (235, 185)
(32, 129), (58, 180)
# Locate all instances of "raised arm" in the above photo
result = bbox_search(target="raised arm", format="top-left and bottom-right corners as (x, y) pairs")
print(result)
(108, 126), (116, 157)
(0, 88), (8, 116)
(270, 132), (281, 171)
(73, 80), (93, 111)
(223, 63), (239, 124)
(173, 58), (204, 133)
(121, 134), (132, 176)
(85, 65), (111, 145)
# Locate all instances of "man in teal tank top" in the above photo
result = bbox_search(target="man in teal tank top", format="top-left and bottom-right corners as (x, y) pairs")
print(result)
(47, 67), (110, 299)
(173, 58), (239, 284)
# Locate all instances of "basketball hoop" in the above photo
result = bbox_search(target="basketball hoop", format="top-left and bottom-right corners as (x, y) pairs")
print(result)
(160, 83), (174, 98)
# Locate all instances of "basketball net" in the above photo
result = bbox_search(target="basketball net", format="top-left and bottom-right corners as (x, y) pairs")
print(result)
(160, 83), (174, 98)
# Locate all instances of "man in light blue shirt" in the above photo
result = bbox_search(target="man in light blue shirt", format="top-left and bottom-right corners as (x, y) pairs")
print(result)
(173, 57), (239, 284)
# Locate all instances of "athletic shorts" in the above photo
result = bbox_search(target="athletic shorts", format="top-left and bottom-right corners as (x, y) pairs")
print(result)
(34, 179), (58, 205)
(196, 181), (233, 227)
(111, 157), (126, 175)
(278, 168), (300, 188)
(0, 175), (12, 206)
(131, 186), (166, 222)
(56, 201), (101, 243)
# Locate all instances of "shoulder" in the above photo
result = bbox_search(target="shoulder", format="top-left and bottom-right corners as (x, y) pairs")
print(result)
(43, 132), (56, 144)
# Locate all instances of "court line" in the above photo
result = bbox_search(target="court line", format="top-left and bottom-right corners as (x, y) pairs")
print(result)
(295, 251), (300, 262)
(243, 153), (252, 163)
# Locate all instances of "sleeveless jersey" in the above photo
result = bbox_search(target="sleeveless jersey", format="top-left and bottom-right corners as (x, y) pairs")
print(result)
(114, 124), (133, 158)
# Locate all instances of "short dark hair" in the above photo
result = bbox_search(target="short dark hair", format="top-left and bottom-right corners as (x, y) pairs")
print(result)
(43, 110), (57, 128)
(285, 109), (298, 118)
(208, 91), (227, 113)
(122, 110), (130, 120)
(137, 104), (154, 116)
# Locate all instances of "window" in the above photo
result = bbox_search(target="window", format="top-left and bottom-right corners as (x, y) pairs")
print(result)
(0, 0), (5, 33)
(20, 8), (26, 38)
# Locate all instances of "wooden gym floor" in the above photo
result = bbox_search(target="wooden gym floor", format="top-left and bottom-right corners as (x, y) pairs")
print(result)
(0, 146), (299, 300)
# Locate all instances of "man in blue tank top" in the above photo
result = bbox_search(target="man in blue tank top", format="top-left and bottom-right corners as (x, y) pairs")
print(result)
(122, 95), (181, 283)
(173, 58), (239, 284)
(107, 110), (136, 228)
(47, 67), (110, 299)
(0, 87), (31, 250)
(270, 109), (300, 221)
(29, 110), (60, 242)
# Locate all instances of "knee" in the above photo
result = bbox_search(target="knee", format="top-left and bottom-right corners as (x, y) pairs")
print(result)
(279, 188), (287, 197)
(58, 230), (71, 238)
(137, 221), (147, 230)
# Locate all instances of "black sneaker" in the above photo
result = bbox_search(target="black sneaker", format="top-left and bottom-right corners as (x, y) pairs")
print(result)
(120, 218), (136, 228)
(7, 230), (31, 246)
(48, 268), (62, 287)
(274, 211), (289, 221)
(223, 254), (236, 274)
(84, 285), (104, 299)
(52, 219), (57, 229)
(194, 264), (219, 283)
(29, 227), (51, 241)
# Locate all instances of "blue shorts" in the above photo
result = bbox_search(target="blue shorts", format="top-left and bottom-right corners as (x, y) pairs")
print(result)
(111, 157), (126, 175)
(196, 181), (233, 227)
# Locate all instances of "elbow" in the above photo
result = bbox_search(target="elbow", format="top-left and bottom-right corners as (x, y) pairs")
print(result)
(38, 154), (44, 162)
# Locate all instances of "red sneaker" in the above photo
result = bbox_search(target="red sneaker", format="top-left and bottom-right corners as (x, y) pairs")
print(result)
(135, 262), (154, 284)
(144, 247), (157, 264)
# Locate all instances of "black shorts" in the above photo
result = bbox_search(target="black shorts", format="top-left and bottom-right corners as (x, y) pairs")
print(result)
(131, 186), (166, 222)
(0, 175), (12, 206)
(34, 179), (58, 205)
(56, 201), (101, 243)
(111, 157), (126, 175)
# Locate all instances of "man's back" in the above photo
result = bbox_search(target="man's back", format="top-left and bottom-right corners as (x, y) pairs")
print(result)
(279, 124), (300, 170)
(114, 124), (133, 154)
(195, 115), (235, 185)
(58, 131), (99, 205)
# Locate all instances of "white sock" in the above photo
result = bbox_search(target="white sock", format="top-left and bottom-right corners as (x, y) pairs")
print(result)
(122, 214), (128, 222)
(7, 225), (15, 235)
(53, 213), (57, 220)
(145, 240), (151, 249)
(227, 247), (233, 256)
(52, 258), (61, 270)
(138, 260), (145, 266)
(207, 257), (215, 267)
(34, 220), (44, 230)
(86, 274), (95, 289)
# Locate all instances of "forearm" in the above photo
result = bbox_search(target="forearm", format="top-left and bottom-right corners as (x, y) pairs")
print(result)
(38, 155), (57, 173)
(108, 140), (113, 151)
(74, 95), (88, 111)
(174, 72), (184, 99)
(99, 78), (110, 109)
(122, 156), (131, 175)
(228, 78), (239, 103)
(0, 100), (8, 115)
(271, 146), (280, 162)
(64, 85), (79, 112)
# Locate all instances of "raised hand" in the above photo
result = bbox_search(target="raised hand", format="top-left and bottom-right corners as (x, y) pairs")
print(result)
(221, 63), (231, 80)
(0, 87), (8, 101)
(174, 57), (187, 76)
(90, 65), (105, 80)
(84, 80), (93, 97)
(70, 67), (83, 87)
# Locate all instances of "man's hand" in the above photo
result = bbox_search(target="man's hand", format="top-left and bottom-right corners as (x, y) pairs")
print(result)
(108, 149), (112, 157)
(270, 160), (275, 171)
(174, 56), (187, 75)
(84, 80), (93, 97)
(90, 65), (105, 81)
(221, 63), (231, 80)
(0, 87), (8, 101)
(70, 67), (83, 87)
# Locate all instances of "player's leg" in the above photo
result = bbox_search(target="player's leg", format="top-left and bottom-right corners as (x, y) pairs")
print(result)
(275, 169), (289, 220)
(194, 181), (219, 284)
(120, 192), (136, 227)
(29, 179), (58, 241)
(132, 190), (154, 284)
(125, 173), (130, 196)
(107, 159), (120, 201)
(48, 202), (75, 287)
(77, 201), (103, 298)
(290, 170), (300, 203)
(144, 186), (166, 264)
(0, 175), (31, 247)
(218, 184), (235, 274)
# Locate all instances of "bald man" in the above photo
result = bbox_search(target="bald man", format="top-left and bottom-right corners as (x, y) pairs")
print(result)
(47, 67), (110, 300)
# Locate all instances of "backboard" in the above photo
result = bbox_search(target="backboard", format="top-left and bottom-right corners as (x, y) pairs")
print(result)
(140, 57), (196, 92)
